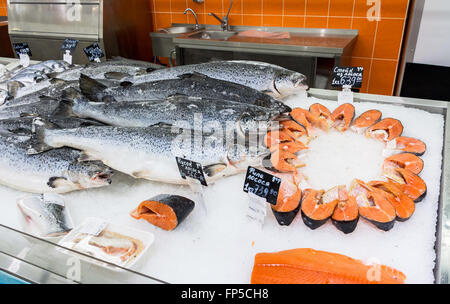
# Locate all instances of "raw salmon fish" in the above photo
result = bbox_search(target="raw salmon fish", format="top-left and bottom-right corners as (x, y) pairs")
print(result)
(309, 103), (332, 131)
(331, 103), (355, 132)
(383, 153), (424, 175)
(269, 149), (305, 173)
(251, 248), (406, 284)
(265, 130), (294, 148)
(301, 188), (338, 230)
(130, 194), (195, 231)
(384, 137), (427, 157)
(290, 108), (321, 135)
(369, 181), (415, 222)
(280, 120), (306, 139)
(383, 168), (427, 202)
(269, 141), (308, 154)
(350, 179), (396, 231)
(330, 186), (359, 234)
(365, 118), (403, 142)
(271, 172), (302, 226)
(350, 109), (382, 133)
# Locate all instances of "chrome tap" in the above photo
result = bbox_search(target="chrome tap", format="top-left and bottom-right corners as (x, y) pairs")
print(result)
(208, 0), (234, 31)
(184, 8), (200, 31)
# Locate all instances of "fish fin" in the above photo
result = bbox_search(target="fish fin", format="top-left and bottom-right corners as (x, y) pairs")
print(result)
(177, 72), (208, 80)
(79, 74), (107, 102)
(78, 151), (99, 162)
(104, 72), (130, 81)
(27, 118), (58, 155)
(101, 95), (116, 103)
(146, 67), (157, 73)
(167, 93), (188, 99)
(203, 163), (227, 177)
(7, 81), (24, 97)
(52, 99), (74, 117)
(120, 81), (133, 87)
(61, 87), (82, 101)
(19, 112), (39, 118)
(131, 170), (151, 179)
(47, 177), (69, 189)
(49, 78), (66, 85)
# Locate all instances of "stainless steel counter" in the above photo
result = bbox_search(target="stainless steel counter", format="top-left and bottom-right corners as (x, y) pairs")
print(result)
(172, 24), (357, 58)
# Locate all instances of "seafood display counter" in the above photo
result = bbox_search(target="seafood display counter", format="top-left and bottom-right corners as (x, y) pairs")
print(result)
(0, 57), (448, 284)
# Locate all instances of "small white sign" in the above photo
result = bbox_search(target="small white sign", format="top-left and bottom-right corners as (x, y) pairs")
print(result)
(19, 53), (30, 67)
(63, 50), (73, 64)
(338, 85), (354, 104)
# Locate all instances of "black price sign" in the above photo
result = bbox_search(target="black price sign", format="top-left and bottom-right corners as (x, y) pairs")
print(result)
(83, 43), (104, 62)
(243, 167), (281, 205)
(61, 38), (79, 51)
(332, 66), (364, 88)
(176, 157), (208, 186)
(13, 43), (32, 57)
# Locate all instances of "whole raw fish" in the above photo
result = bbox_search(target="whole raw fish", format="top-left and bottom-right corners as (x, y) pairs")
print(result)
(67, 94), (281, 136)
(121, 60), (308, 97)
(0, 97), (62, 120)
(0, 134), (113, 193)
(17, 194), (74, 238)
(28, 120), (270, 185)
(79, 73), (291, 112)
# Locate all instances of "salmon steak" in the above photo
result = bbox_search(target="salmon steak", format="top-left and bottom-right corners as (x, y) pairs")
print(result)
(130, 194), (195, 231)
(265, 130), (294, 148)
(301, 188), (338, 230)
(350, 179), (396, 231)
(369, 181), (415, 222)
(350, 109), (382, 134)
(269, 141), (308, 154)
(383, 168), (427, 202)
(251, 248), (406, 284)
(268, 149), (305, 173)
(331, 103), (355, 132)
(365, 118), (403, 142)
(290, 108), (321, 135)
(383, 153), (424, 175)
(384, 136), (427, 157)
(271, 172), (303, 226)
(309, 103), (332, 131)
(280, 120), (307, 138)
(330, 186), (359, 234)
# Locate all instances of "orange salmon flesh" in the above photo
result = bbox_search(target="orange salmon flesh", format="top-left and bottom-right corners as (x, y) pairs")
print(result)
(251, 248), (406, 284)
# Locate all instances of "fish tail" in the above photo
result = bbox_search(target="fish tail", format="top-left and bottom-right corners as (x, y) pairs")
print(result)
(79, 74), (107, 102)
(27, 118), (58, 155)
(7, 80), (25, 98)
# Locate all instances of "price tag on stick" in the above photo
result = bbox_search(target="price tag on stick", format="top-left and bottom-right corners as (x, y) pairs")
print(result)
(83, 42), (104, 62)
(13, 43), (32, 67)
(176, 157), (208, 186)
(61, 38), (79, 64)
(243, 167), (281, 205)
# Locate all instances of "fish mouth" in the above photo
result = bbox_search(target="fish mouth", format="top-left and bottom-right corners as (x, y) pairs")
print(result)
(91, 171), (113, 185)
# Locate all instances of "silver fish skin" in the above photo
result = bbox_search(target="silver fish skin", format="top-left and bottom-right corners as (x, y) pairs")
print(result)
(17, 194), (73, 238)
(28, 121), (270, 185)
(122, 60), (308, 97)
(79, 73), (291, 113)
(0, 134), (113, 193)
(1, 79), (78, 107)
(0, 116), (105, 136)
(69, 95), (279, 136)
(0, 97), (61, 120)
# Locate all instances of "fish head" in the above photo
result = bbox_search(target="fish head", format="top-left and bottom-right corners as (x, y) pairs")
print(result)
(238, 109), (285, 137)
(0, 89), (8, 106)
(67, 161), (114, 189)
(274, 71), (309, 97)
(227, 143), (271, 170)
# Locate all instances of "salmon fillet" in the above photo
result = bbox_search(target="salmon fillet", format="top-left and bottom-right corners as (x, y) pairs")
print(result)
(251, 248), (406, 284)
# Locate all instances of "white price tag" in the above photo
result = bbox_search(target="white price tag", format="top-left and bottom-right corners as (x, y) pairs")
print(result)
(338, 85), (354, 104)
(78, 218), (108, 236)
(63, 50), (73, 64)
(19, 53), (30, 67)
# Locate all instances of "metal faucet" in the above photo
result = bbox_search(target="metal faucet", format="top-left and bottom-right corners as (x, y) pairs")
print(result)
(209, 0), (234, 31)
(184, 8), (200, 31)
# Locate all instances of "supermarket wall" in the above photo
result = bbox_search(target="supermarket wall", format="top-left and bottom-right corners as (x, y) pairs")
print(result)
(150, 0), (410, 95)
(0, 0), (7, 16)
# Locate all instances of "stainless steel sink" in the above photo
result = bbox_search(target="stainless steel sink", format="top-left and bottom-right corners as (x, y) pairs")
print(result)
(158, 25), (203, 34)
(188, 30), (237, 40)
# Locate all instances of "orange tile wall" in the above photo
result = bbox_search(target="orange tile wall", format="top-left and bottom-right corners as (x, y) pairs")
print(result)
(150, 0), (410, 96)
(0, 0), (7, 16)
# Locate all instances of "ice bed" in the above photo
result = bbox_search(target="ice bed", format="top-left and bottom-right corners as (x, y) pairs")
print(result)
(0, 88), (448, 284)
